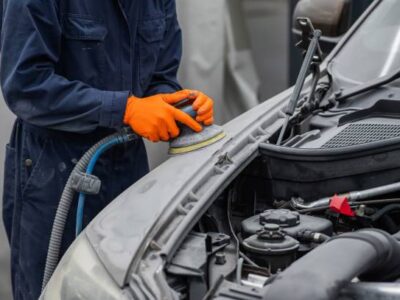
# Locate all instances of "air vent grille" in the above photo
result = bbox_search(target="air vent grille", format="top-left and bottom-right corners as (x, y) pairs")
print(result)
(322, 123), (400, 148)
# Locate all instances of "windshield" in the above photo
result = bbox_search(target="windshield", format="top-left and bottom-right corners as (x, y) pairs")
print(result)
(330, 0), (400, 84)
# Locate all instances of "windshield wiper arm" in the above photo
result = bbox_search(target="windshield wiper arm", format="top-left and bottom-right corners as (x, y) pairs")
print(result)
(334, 68), (400, 103)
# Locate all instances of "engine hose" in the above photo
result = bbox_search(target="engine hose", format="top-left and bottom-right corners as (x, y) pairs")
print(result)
(370, 204), (400, 222)
(42, 128), (137, 291)
(291, 181), (400, 210)
(297, 198), (400, 214)
(263, 229), (400, 300)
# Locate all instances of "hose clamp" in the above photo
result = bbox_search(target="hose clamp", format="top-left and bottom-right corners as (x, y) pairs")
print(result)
(71, 170), (101, 195)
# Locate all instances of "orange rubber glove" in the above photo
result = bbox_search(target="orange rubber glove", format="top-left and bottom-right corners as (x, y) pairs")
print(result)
(123, 91), (202, 142)
(162, 89), (215, 126)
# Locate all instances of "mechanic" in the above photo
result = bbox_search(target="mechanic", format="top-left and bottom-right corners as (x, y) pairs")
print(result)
(0, 0), (214, 299)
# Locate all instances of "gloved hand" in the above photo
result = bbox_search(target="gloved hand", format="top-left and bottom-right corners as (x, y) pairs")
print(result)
(162, 89), (215, 126)
(123, 91), (202, 142)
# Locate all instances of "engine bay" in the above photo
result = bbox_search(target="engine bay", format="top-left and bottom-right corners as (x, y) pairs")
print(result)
(164, 59), (400, 300)
(166, 151), (400, 297)
(162, 19), (400, 300)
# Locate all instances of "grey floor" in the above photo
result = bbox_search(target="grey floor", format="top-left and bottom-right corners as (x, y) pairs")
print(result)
(0, 1), (289, 298)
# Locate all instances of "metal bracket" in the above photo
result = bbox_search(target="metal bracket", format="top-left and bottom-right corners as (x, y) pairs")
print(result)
(296, 17), (323, 62)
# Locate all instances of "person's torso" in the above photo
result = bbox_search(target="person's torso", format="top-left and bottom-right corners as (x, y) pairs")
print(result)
(56, 0), (168, 97)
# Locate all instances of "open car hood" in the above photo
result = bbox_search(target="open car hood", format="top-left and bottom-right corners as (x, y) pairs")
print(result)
(84, 87), (293, 287)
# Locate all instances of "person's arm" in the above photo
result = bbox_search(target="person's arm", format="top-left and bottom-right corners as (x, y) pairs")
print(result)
(0, 0), (129, 133)
(145, 0), (182, 95)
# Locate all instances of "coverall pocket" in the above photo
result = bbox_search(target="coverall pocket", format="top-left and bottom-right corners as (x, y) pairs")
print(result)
(2, 144), (16, 241)
(62, 14), (108, 41)
(20, 136), (49, 199)
(138, 17), (166, 88)
(61, 14), (108, 88)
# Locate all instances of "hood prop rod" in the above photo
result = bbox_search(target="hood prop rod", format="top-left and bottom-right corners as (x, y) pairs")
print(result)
(277, 17), (322, 146)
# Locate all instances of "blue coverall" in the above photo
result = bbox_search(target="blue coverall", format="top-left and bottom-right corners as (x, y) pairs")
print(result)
(0, 0), (183, 299)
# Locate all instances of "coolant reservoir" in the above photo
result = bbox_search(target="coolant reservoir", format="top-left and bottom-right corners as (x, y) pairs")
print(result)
(241, 209), (333, 238)
(242, 223), (299, 273)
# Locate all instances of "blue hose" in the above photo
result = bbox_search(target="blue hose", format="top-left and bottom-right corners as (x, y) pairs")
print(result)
(43, 130), (136, 290)
(75, 135), (131, 236)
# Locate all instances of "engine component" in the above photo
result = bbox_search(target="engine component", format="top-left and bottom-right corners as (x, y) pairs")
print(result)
(242, 224), (299, 272)
(166, 232), (234, 300)
(241, 209), (333, 238)
(241, 274), (269, 289)
(259, 135), (400, 202)
(339, 282), (400, 300)
(291, 181), (400, 210)
(263, 229), (400, 300)
(296, 230), (329, 244)
(260, 209), (300, 227)
(215, 252), (226, 265)
(328, 194), (355, 216)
